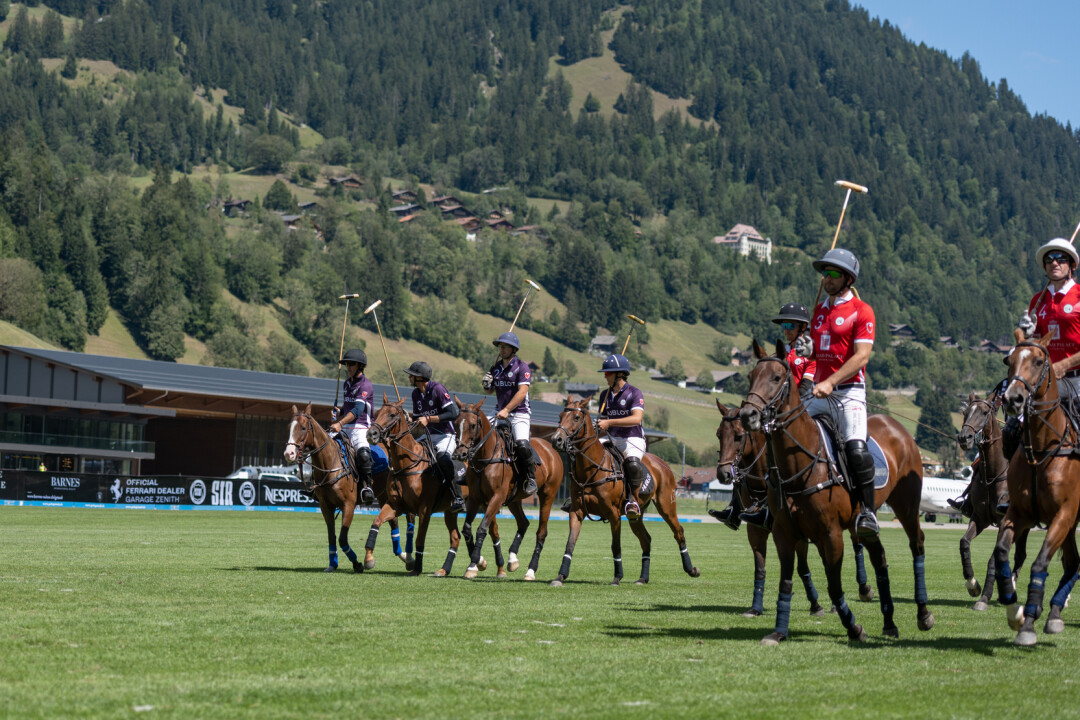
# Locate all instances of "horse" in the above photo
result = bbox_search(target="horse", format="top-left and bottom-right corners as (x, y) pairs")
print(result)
(365, 395), (489, 577)
(453, 397), (565, 580)
(738, 339), (933, 644)
(956, 391), (1019, 610)
(283, 404), (412, 572)
(993, 330), (1080, 645)
(715, 401), (875, 617)
(549, 395), (700, 586)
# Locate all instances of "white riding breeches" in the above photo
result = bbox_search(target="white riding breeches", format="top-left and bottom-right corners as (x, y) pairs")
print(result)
(428, 431), (457, 456)
(608, 435), (646, 460)
(807, 385), (868, 444)
(489, 414), (530, 443)
(345, 425), (370, 451)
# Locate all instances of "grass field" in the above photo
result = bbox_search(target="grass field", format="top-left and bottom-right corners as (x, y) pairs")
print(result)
(1, 507), (1076, 718)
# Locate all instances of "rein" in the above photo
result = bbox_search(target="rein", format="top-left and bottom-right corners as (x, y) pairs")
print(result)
(555, 408), (622, 489)
(286, 412), (351, 489)
(456, 408), (512, 470)
(717, 415), (768, 503)
(369, 406), (429, 479)
(1009, 341), (1074, 468)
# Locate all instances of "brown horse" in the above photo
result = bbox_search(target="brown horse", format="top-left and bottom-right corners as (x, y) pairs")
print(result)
(738, 339), (933, 643)
(716, 401), (875, 617)
(453, 397), (565, 580)
(956, 391), (1018, 610)
(283, 404), (411, 572)
(993, 331), (1080, 645)
(365, 395), (489, 577)
(549, 395), (700, 586)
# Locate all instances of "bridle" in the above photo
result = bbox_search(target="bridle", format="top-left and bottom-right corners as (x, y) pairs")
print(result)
(455, 407), (511, 470)
(553, 405), (620, 487)
(368, 403), (428, 478)
(717, 414), (768, 494)
(1006, 340), (1073, 466)
(285, 412), (348, 489)
(958, 395), (1008, 488)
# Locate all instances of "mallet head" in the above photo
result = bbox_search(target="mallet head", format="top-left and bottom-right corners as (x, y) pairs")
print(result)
(525, 279), (541, 290)
(339, 293), (361, 300)
(364, 300), (383, 315)
(627, 314), (646, 325)
(835, 180), (869, 194)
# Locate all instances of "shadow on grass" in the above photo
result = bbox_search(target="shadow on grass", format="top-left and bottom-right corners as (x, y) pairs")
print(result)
(617, 603), (756, 615)
(602, 624), (777, 642)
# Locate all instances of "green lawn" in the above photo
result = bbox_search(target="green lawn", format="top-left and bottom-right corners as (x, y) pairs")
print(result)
(1, 508), (1076, 718)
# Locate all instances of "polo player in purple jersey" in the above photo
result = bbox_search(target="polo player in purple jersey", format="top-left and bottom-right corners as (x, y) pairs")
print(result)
(596, 353), (649, 520)
(482, 331), (538, 496)
(329, 348), (377, 504)
(404, 360), (465, 512)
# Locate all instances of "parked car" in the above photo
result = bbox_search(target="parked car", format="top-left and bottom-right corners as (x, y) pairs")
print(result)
(227, 465), (303, 483)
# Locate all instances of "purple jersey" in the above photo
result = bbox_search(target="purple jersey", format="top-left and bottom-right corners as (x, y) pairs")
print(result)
(411, 380), (456, 435)
(341, 373), (374, 428)
(599, 383), (645, 439)
(488, 356), (531, 416)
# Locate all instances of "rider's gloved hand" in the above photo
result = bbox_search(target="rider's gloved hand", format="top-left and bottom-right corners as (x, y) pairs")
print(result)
(482, 372), (494, 390)
(1018, 312), (1036, 340)
(794, 334), (813, 358)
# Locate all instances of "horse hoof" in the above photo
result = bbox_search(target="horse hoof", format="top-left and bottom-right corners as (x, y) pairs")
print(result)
(972, 600), (989, 612)
(508, 559), (520, 573)
(352, 561), (363, 573)
(848, 624), (867, 643)
(828, 605), (838, 614)
(966, 577), (982, 598)
(634, 578), (649, 586)
(918, 612), (935, 632)
(477, 557), (488, 572)
(497, 570), (507, 579)
(1007, 604), (1024, 631)
(404, 557), (416, 572)
(364, 559), (376, 571)
(323, 566), (337, 573)
(883, 626), (899, 639)
(464, 566), (478, 580)
(406, 569), (421, 577)
(761, 632), (785, 646)
(433, 569), (448, 578)
(1045, 618), (1065, 634)
(397, 552), (409, 563)
(742, 609), (763, 618)
(610, 578), (622, 586)
(1014, 630), (1038, 647)
(809, 605), (826, 618)
(550, 578), (564, 588)
(858, 585), (875, 602)
(689, 567), (700, 578)
(524, 569), (536, 581)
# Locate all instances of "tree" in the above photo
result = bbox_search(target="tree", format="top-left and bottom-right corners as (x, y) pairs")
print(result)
(542, 346), (559, 378)
(0, 258), (47, 332)
(695, 369), (716, 391)
(61, 53), (78, 79)
(662, 357), (686, 383)
(915, 384), (957, 452)
(143, 304), (186, 361)
(264, 179), (296, 211)
(264, 332), (307, 375)
(247, 135), (293, 174)
(207, 325), (262, 370)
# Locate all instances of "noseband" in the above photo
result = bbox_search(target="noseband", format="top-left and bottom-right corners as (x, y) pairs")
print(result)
(741, 356), (801, 430)
(455, 408), (510, 468)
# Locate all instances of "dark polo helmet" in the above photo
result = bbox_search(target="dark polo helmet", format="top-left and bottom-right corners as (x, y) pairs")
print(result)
(403, 361), (432, 380)
(772, 303), (810, 325)
(492, 331), (521, 350)
(812, 248), (860, 282)
(339, 348), (367, 365)
(598, 354), (632, 373)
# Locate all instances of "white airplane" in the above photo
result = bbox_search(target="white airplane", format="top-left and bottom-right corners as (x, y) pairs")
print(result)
(920, 468), (971, 520)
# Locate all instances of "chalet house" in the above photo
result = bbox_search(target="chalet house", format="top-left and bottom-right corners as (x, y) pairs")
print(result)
(440, 204), (475, 220)
(431, 194), (463, 208)
(701, 370), (739, 393)
(329, 175), (362, 190)
(486, 218), (515, 231)
(589, 335), (618, 355)
(976, 339), (1010, 354)
(397, 213), (421, 224)
(564, 383), (600, 400)
(391, 189), (418, 203)
(298, 201), (318, 213)
(730, 347), (755, 367)
(487, 210), (506, 221)
(939, 336), (959, 349)
(389, 203), (423, 217)
(454, 217), (483, 232)
(713, 223), (772, 264)
(510, 226), (550, 240)
(278, 214), (302, 230)
(889, 323), (916, 341)
(222, 199), (251, 217)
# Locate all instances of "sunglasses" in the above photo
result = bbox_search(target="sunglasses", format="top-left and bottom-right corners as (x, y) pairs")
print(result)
(1044, 253), (1071, 265)
(780, 322), (799, 330)
(821, 269), (844, 279)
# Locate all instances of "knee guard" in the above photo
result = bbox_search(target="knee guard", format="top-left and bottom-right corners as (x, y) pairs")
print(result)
(1002, 416), (1022, 461)
(623, 457), (644, 488)
(355, 447), (373, 483)
(845, 440), (875, 488)
(514, 440), (535, 474)
(436, 452), (456, 484)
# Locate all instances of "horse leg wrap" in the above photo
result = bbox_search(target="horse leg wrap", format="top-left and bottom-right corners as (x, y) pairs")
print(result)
(874, 567), (894, 617)
(996, 559), (1017, 605)
(558, 553), (572, 580)
(405, 522), (415, 555)
(1051, 571), (1079, 609)
(913, 555), (928, 605)
(640, 555), (651, 583)
(752, 578), (766, 614)
(800, 570), (819, 605)
(529, 541), (544, 572)
(1024, 570), (1049, 620)
(510, 532), (525, 556)
(365, 527), (380, 552)
(342, 544), (358, 564)
(613, 556), (624, 580)
(493, 538), (504, 569)
(774, 592), (794, 637)
(960, 536), (974, 579)
(680, 546), (694, 575)
(328, 546), (338, 569)
(441, 547), (457, 575)
(834, 596), (856, 630)
(391, 528), (402, 557)
(413, 550), (423, 574)
(471, 527), (488, 565)
(853, 542), (868, 586)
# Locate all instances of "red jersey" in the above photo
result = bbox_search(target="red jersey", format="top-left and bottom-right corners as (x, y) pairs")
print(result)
(1028, 279), (1080, 364)
(810, 292), (875, 386)
(786, 346), (816, 386)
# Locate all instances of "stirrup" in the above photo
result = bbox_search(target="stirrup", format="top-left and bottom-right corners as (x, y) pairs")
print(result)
(855, 510), (879, 537)
(359, 486), (376, 504)
(624, 500), (641, 521)
(560, 499), (572, 513)
(523, 477), (537, 496)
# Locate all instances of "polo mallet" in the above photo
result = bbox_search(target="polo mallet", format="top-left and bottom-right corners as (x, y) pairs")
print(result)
(1030, 220), (1080, 317)
(490, 279), (541, 370)
(333, 292), (361, 417)
(811, 180), (869, 311)
(364, 299), (400, 401)
(600, 314), (647, 416)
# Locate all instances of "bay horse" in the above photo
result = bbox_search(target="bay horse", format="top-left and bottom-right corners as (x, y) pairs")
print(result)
(715, 401), (874, 617)
(993, 330), (1080, 645)
(365, 395), (489, 577)
(453, 397), (565, 580)
(549, 395), (700, 586)
(283, 404), (412, 572)
(738, 339), (933, 644)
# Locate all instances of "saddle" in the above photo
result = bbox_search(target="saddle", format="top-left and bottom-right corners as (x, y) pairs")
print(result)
(812, 415), (890, 493)
(493, 422), (542, 498)
(601, 440), (655, 500)
(328, 431), (390, 478)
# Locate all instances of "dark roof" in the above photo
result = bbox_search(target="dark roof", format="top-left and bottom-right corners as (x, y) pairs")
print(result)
(7, 346), (673, 435)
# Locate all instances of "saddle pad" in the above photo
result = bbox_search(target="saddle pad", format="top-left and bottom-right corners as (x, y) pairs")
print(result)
(371, 444), (389, 475)
(815, 421), (890, 489)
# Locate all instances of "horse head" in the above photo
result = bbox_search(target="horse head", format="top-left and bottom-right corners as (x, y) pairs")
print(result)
(1002, 329), (1054, 417)
(552, 395), (593, 452)
(715, 400), (746, 483)
(368, 395), (410, 446)
(453, 396), (487, 461)
(284, 403), (317, 463)
(957, 391), (998, 451)
(738, 338), (791, 432)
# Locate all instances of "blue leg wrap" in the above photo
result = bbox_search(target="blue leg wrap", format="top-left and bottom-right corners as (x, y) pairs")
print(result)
(800, 571), (818, 604)
(913, 555), (928, 604)
(391, 528), (402, 556)
(752, 578), (766, 614)
(774, 592), (793, 636)
(834, 596), (856, 630)
(853, 543), (868, 586)
(342, 544), (357, 563)
(328, 546), (338, 568)
(874, 568), (894, 616)
(1025, 570), (1049, 620)
(405, 522), (415, 555)
(996, 559), (1017, 605)
(1051, 571), (1079, 609)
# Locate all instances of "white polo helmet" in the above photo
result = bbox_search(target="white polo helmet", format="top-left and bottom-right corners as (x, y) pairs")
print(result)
(1036, 238), (1079, 267)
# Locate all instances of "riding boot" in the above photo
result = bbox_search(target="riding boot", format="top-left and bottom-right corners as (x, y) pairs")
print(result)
(1002, 416), (1022, 463)
(846, 439), (879, 537)
(947, 483), (972, 518)
(561, 497), (573, 513)
(437, 452), (465, 511)
(739, 503), (772, 531)
(623, 457), (645, 520)
(708, 482), (744, 530)
(355, 447), (376, 505)
(514, 440), (538, 496)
